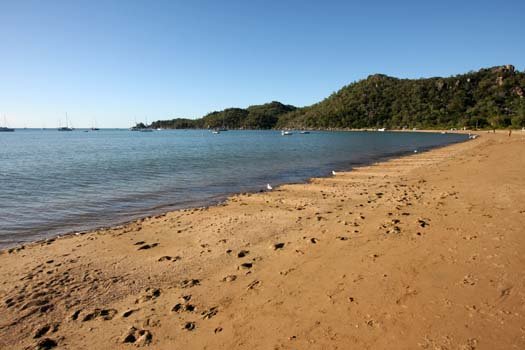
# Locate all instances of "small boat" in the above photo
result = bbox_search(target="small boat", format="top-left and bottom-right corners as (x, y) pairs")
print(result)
(58, 113), (74, 131)
(212, 130), (220, 134)
(299, 131), (310, 134)
(281, 130), (293, 136)
(377, 128), (386, 132)
(0, 115), (15, 132)
(91, 120), (100, 131)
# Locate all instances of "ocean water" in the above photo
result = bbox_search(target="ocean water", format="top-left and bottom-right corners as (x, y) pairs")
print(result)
(0, 129), (468, 247)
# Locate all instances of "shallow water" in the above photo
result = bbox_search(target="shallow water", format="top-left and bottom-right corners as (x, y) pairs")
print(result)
(0, 129), (467, 246)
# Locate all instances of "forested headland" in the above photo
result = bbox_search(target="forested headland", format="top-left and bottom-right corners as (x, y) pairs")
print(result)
(150, 65), (525, 130)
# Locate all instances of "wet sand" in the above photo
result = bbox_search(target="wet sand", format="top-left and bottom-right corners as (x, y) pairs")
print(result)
(1, 131), (524, 349)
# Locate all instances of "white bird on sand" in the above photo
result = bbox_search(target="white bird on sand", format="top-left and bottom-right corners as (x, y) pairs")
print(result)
(266, 184), (273, 191)
(414, 149), (418, 153)
(332, 170), (337, 176)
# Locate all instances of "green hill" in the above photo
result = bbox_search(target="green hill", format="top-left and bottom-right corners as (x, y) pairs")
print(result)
(278, 65), (525, 129)
(151, 101), (296, 130)
(152, 65), (525, 130)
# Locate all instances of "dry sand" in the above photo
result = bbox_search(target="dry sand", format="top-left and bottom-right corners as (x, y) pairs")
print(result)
(1, 131), (524, 349)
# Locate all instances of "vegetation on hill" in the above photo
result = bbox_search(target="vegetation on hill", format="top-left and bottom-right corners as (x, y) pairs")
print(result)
(277, 65), (525, 129)
(151, 65), (525, 130)
(150, 101), (296, 129)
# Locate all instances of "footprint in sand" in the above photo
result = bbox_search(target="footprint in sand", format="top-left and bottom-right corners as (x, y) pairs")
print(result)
(222, 275), (237, 282)
(239, 262), (253, 270)
(157, 256), (181, 262)
(237, 250), (249, 258)
(121, 327), (152, 346)
(122, 309), (139, 318)
(69, 309), (81, 321)
(172, 303), (196, 313)
(35, 337), (58, 350)
(137, 243), (159, 250)
(33, 323), (59, 339)
(179, 279), (200, 288)
(246, 280), (261, 290)
(81, 308), (118, 321)
(272, 243), (285, 250)
(417, 218), (430, 228)
(135, 288), (161, 303)
(183, 322), (196, 331)
(201, 306), (219, 319)
(172, 295), (195, 313)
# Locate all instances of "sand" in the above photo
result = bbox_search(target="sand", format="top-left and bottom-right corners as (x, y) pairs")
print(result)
(1, 131), (524, 349)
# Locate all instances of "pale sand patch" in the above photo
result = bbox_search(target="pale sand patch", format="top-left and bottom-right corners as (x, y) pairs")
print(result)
(1, 132), (524, 349)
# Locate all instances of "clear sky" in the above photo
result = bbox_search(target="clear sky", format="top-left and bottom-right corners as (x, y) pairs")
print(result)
(1, 0), (523, 128)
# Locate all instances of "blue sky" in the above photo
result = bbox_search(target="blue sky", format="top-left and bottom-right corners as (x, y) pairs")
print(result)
(1, 0), (523, 128)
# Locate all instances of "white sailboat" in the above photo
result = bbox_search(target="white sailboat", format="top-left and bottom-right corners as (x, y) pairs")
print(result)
(58, 113), (74, 131)
(0, 115), (15, 132)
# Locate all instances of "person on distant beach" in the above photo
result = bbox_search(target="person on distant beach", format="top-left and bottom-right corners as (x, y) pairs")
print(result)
(509, 129), (512, 137)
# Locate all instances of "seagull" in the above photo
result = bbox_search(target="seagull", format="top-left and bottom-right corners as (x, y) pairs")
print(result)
(414, 149), (418, 153)
(266, 184), (273, 191)
(332, 170), (337, 176)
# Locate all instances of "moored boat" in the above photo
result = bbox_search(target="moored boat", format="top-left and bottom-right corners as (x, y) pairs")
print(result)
(1, 115), (15, 132)
(58, 114), (74, 131)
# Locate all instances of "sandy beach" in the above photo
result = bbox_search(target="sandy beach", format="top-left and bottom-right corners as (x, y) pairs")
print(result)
(1, 131), (524, 350)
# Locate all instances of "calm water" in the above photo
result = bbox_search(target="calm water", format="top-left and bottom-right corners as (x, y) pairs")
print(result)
(0, 129), (467, 247)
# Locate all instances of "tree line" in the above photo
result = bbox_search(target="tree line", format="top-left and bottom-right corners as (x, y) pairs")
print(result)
(150, 65), (525, 130)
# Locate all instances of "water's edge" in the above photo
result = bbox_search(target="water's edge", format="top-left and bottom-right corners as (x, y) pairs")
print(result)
(0, 132), (472, 251)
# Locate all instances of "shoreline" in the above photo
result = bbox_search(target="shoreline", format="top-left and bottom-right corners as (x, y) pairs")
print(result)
(0, 130), (470, 251)
(1, 131), (524, 349)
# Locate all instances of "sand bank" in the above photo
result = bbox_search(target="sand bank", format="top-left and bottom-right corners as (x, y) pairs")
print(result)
(1, 132), (524, 349)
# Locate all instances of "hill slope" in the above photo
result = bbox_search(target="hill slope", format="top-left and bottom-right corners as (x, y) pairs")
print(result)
(152, 65), (525, 130)
(278, 65), (525, 129)
(151, 101), (296, 130)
